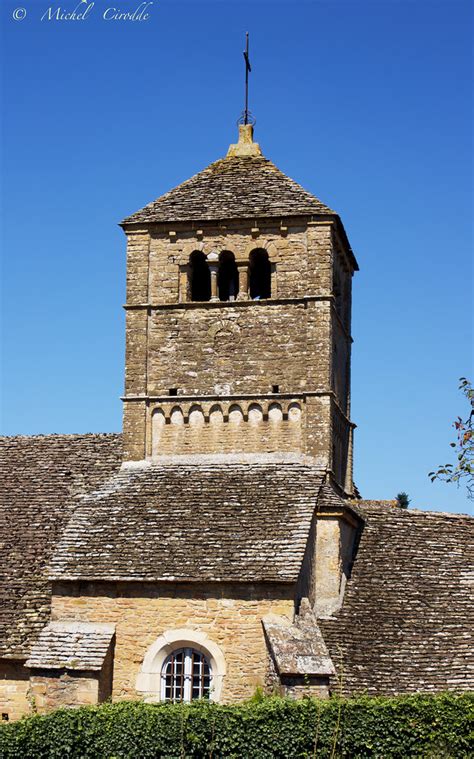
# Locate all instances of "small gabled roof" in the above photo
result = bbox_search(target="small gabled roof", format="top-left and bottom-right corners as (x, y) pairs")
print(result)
(26, 621), (115, 671)
(121, 126), (336, 226)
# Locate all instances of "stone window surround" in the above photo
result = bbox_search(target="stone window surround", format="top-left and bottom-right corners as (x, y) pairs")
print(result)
(136, 629), (226, 702)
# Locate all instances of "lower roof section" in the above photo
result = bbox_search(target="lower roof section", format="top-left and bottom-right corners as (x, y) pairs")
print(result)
(49, 454), (325, 584)
(320, 502), (474, 695)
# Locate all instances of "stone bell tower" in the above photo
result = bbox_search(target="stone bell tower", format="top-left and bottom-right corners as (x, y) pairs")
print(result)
(120, 125), (358, 494)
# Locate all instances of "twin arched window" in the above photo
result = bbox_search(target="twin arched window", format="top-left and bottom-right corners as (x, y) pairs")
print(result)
(188, 249), (271, 302)
(161, 647), (212, 702)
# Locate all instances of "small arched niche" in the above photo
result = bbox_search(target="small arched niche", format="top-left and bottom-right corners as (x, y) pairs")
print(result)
(218, 251), (239, 302)
(170, 406), (184, 426)
(189, 251), (211, 301)
(249, 249), (271, 300)
(248, 403), (263, 425)
(188, 405), (205, 427)
(288, 402), (302, 423)
(209, 404), (224, 425)
(268, 402), (283, 423)
(152, 408), (166, 456)
(228, 404), (244, 425)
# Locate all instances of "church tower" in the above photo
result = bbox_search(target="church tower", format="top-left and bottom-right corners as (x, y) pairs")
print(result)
(120, 124), (358, 495)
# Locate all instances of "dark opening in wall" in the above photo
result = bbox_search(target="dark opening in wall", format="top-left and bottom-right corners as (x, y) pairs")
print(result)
(189, 251), (211, 301)
(333, 270), (344, 319)
(218, 251), (239, 301)
(249, 249), (271, 299)
(272, 385), (279, 393)
(2, 714), (9, 721)
(168, 388), (178, 396)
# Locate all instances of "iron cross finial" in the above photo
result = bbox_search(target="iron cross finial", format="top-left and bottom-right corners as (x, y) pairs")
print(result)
(243, 32), (251, 125)
(241, 32), (255, 126)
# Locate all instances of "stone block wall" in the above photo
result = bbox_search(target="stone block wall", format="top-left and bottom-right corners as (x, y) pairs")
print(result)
(51, 581), (294, 703)
(146, 302), (310, 396)
(28, 671), (99, 713)
(0, 660), (30, 721)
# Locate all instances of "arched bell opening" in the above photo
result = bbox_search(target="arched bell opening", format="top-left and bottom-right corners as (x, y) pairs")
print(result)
(249, 249), (271, 299)
(218, 251), (239, 301)
(189, 251), (211, 301)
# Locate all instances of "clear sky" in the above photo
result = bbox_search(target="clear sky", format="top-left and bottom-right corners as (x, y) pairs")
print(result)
(1, 0), (472, 514)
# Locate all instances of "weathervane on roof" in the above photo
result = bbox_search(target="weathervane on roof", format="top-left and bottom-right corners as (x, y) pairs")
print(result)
(238, 32), (256, 126)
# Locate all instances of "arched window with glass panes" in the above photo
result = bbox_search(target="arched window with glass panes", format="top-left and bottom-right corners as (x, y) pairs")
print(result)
(161, 647), (212, 702)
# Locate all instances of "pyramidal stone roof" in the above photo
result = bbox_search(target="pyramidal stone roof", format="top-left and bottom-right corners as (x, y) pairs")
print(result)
(121, 125), (336, 225)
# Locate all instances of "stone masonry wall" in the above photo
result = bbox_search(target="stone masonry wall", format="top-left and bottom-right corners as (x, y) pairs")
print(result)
(0, 660), (30, 721)
(51, 582), (294, 703)
(146, 302), (310, 396)
(28, 671), (99, 714)
(150, 398), (304, 457)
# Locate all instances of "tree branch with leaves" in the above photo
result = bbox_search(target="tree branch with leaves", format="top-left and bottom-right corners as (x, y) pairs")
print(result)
(429, 377), (474, 500)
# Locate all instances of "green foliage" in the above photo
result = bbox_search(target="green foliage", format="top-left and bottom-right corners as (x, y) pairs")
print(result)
(429, 377), (474, 500)
(396, 492), (410, 509)
(1, 692), (472, 758)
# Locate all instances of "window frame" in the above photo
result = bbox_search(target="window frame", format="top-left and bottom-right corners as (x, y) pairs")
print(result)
(161, 647), (212, 702)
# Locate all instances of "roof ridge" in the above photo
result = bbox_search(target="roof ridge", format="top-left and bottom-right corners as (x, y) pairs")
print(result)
(0, 431), (121, 442)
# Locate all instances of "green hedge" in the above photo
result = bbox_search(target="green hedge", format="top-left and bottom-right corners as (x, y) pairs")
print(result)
(1, 693), (472, 758)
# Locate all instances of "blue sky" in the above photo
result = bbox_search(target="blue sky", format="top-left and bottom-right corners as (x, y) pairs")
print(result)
(1, 0), (472, 514)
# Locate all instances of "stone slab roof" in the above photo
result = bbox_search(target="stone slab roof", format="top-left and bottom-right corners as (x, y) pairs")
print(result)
(50, 456), (325, 583)
(320, 502), (474, 695)
(26, 621), (115, 671)
(263, 599), (335, 677)
(0, 434), (122, 659)
(121, 155), (336, 225)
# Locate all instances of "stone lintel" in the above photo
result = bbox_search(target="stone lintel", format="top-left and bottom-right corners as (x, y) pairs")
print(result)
(316, 507), (361, 529)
